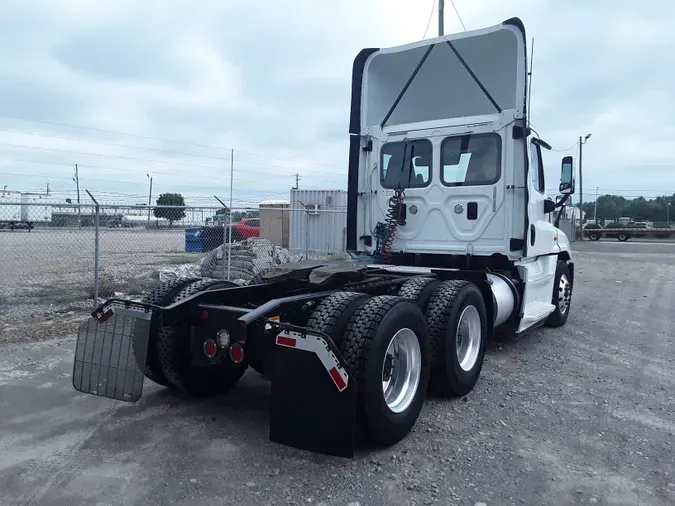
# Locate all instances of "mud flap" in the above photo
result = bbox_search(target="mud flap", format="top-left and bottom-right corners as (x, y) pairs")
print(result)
(269, 328), (357, 458)
(72, 314), (149, 402)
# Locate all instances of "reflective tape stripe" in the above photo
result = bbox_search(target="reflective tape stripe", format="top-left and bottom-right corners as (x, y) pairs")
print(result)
(276, 335), (297, 347)
(275, 330), (349, 392)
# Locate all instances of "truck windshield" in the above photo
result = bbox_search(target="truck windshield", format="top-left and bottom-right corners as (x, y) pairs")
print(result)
(441, 133), (501, 187)
(380, 140), (432, 189)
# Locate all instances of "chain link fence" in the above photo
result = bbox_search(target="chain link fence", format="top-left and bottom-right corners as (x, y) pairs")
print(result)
(0, 199), (347, 342)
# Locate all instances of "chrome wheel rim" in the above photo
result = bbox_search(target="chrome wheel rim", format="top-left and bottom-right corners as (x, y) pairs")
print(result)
(557, 273), (572, 315)
(381, 328), (422, 414)
(456, 305), (481, 372)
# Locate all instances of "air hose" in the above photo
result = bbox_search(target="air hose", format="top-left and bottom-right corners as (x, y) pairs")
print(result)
(377, 188), (405, 264)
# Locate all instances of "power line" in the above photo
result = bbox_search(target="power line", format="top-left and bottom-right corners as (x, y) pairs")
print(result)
(0, 157), (345, 185)
(0, 171), (295, 193)
(0, 116), (347, 170)
(0, 129), (236, 163)
(422, 0), (437, 39)
(549, 141), (578, 153)
(449, 0), (466, 31)
(0, 144), (346, 180)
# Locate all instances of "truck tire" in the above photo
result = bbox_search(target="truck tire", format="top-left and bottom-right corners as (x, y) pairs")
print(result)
(156, 279), (246, 395)
(618, 233), (629, 241)
(339, 296), (430, 447)
(545, 261), (572, 328)
(588, 231), (601, 241)
(397, 277), (440, 310)
(306, 292), (370, 346)
(425, 280), (487, 397)
(133, 277), (201, 386)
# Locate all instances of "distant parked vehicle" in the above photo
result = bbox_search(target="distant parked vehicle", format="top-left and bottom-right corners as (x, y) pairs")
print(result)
(0, 220), (34, 231)
(584, 222), (674, 241)
(226, 218), (260, 242)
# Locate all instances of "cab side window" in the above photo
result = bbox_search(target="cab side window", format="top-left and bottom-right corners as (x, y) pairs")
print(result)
(530, 142), (545, 193)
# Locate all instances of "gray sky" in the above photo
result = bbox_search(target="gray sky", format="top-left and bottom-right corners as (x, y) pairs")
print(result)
(0, 0), (673, 207)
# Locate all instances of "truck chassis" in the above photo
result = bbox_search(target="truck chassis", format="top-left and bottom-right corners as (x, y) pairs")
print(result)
(72, 259), (553, 457)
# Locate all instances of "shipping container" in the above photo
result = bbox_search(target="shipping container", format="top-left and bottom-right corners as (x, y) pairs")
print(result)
(259, 199), (290, 248)
(289, 190), (347, 255)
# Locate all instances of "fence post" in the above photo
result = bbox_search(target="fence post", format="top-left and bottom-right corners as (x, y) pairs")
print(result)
(304, 208), (309, 261)
(226, 150), (234, 281)
(86, 190), (101, 308)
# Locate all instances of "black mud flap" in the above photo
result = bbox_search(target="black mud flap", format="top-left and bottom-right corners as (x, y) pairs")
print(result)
(72, 314), (149, 402)
(269, 328), (357, 458)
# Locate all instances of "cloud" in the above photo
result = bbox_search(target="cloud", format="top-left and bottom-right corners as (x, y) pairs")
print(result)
(0, 0), (674, 208)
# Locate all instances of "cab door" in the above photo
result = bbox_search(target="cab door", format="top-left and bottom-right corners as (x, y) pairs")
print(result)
(525, 140), (558, 258)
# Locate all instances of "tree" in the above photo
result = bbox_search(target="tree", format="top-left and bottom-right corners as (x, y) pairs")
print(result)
(154, 193), (186, 225)
(577, 193), (675, 226)
(229, 210), (259, 223)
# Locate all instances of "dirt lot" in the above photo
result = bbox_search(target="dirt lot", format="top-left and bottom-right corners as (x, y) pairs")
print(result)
(1, 242), (674, 505)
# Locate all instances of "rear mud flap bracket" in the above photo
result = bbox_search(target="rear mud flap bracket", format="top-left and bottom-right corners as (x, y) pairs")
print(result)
(269, 328), (357, 458)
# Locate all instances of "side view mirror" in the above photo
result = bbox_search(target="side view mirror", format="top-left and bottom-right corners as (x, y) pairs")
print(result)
(559, 156), (575, 194)
(544, 199), (556, 214)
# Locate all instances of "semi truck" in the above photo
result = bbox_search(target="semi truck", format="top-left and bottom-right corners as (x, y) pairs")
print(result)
(72, 17), (576, 458)
(585, 223), (675, 241)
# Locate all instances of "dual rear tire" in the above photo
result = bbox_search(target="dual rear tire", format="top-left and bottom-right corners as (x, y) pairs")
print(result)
(134, 278), (247, 395)
(304, 277), (487, 447)
(136, 276), (489, 449)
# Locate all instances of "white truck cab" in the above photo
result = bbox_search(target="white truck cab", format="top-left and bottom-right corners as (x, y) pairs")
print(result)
(346, 17), (575, 334)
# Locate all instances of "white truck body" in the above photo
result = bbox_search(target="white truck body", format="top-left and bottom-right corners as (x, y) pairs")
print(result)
(348, 18), (573, 333)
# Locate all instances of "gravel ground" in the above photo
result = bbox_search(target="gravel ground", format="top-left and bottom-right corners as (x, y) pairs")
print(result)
(1, 242), (674, 505)
(1, 229), (204, 343)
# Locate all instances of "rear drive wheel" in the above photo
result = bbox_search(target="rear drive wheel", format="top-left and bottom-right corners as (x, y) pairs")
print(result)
(157, 279), (247, 395)
(618, 233), (629, 241)
(397, 277), (441, 310)
(588, 231), (601, 241)
(339, 296), (430, 447)
(545, 260), (572, 328)
(133, 277), (201, 386)
(425, 280), (487, 397)
(306, 292), (370, 346)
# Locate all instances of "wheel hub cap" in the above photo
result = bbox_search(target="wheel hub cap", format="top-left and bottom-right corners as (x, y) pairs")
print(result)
(558, 274), (572, 315)
(381, 328), (422, 414)
(456, 305), (481, 372)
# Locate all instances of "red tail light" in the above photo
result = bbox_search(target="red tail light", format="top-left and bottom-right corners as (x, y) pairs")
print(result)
(229, 343), (244, 364)
(203, 339), (217, 358)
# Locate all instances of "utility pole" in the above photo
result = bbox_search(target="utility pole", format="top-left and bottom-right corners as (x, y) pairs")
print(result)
(293, 173), (301, 190)
(668, 202), (671, 226)
(146, 173), (153, 227)
(439, 0), (445, 36)
(74, 164), (81, 228)
(578, 133), (591, 240)
(594, 187), (598, 223)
